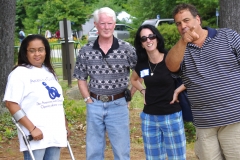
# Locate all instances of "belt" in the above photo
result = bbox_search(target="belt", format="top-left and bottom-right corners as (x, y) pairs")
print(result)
(90, 92), (125, 102)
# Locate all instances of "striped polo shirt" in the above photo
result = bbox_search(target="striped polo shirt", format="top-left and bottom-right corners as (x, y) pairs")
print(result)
(180, 27), (240, 128)
(73, 36), (137, 95)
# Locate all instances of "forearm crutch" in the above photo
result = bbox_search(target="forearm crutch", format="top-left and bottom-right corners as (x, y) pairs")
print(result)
(67, 140), (75, 160)
(12, 117), (36, 160)
(12, 117), (75, 160)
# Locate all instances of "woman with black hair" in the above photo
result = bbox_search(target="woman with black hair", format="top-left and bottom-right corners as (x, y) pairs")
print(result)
(3, 35), (69, 160)
(130, 24), (186, 160)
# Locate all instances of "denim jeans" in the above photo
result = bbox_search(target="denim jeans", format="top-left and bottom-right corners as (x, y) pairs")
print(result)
(23, 147), (60, 160)
(86, 97), (130, 160)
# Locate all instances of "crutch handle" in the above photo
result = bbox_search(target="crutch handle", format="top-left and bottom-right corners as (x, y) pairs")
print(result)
(27, 135), (33, 141)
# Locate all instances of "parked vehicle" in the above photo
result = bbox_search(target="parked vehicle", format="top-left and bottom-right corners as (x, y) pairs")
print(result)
(142, 18), (174, 27)
(88, 27), (98, 42)
(88, 24), (133, 42)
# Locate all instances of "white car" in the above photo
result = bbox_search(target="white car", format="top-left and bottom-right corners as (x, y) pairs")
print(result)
(142, 18), (174, 27)
(88, 24), (133, 42)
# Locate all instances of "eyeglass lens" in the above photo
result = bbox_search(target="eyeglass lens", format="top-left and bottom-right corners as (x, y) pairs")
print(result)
(140, 34), (156, 42)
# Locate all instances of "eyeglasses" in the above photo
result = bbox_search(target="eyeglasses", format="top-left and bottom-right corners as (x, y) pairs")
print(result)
(27, 47), (45, 54)
(140, 34), (157, 42)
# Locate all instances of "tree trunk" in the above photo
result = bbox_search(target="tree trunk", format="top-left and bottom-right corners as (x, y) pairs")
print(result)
(0, 0), (16, 113)
(219, 0), (240, 34)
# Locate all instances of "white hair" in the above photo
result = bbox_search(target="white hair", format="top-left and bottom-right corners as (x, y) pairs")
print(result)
(93, 7), (116, 23)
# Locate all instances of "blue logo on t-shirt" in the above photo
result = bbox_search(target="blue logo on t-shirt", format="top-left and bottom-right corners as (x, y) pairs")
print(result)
(42, 82), (61, 99)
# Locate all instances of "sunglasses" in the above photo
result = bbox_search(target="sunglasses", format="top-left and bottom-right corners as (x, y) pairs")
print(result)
(140, 34), (157, 42)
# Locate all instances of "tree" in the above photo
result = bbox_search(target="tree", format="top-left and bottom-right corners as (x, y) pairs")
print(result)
(16, 0), (26, 34)
(126, 0), (219, 28)
(219, 0), (240, 34)
(0, 0), (16, 113)
(22, 0), (47, 35)
(38, 0), (92, 33)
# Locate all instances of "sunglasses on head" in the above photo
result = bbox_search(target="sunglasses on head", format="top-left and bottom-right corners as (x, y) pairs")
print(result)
(140, 34), (157, 42)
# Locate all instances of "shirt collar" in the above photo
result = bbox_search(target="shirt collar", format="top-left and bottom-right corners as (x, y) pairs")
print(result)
(203, 27), (217, 38)
(93, 36), (120, 52)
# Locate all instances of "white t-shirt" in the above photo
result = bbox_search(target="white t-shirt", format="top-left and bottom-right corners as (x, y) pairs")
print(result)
(3, 65), (67, 151)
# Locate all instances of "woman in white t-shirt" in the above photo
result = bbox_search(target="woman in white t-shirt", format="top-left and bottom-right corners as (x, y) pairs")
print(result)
(3, 34), (70, 160)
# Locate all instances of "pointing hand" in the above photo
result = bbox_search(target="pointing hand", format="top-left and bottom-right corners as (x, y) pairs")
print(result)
(182, 26), (199, 43)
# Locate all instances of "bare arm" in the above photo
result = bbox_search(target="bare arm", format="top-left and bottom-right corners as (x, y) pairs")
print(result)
(130, 71), (145, 93)
(170, 84), (187, 104)
(165, 39), (188, 72)
(78, 79), (93, 103)
(130, 77), (143, 97)
(130, 71), (146, 104)
(5, 101), (43, 140)
(166, 26), (200, 72)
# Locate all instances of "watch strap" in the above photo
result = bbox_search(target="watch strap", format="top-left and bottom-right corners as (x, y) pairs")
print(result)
(84, 96), (91, 102)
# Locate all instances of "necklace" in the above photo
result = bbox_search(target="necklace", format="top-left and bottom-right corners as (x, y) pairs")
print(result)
(148, 60), (158, 76)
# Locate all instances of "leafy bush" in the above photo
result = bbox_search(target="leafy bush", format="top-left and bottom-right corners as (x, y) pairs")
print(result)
(158, 24), (180, 50)
(0, 112), (17, 141)
(184, 122), (196, 143)
(14, 47), (19, 65)
(124, 28), (138, 46)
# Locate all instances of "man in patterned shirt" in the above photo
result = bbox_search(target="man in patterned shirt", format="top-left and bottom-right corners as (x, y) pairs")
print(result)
(166, 3), (240, 160)
(73, 7), (137, 160)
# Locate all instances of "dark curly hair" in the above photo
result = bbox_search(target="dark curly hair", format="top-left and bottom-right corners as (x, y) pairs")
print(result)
(13, 34), (56, 78)
(172, 3), (201, 22)
(134, 24), (167, 62)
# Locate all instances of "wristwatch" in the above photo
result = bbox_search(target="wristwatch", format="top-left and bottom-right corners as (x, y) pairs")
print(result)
(84, 96), (91, 102)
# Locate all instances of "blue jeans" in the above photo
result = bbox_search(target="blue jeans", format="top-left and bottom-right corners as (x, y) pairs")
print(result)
(86, 97), (130, 160)
(23, 147), (60, 160)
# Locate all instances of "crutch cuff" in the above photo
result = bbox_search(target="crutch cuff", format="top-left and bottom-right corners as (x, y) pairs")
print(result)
(13, 109), (26, 122)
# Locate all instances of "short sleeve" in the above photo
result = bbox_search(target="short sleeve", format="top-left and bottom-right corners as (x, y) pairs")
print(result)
(73, 47), (88, 80)
(3, 70), (25, 104)
(127, 45), (137, 70)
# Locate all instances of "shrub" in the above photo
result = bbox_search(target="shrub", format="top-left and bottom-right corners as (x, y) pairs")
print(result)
(184, 122), (196, 143)
(158, 24), (180, 50)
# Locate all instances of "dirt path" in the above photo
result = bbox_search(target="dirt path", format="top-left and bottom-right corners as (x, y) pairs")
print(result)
(0, 108), (197, 160)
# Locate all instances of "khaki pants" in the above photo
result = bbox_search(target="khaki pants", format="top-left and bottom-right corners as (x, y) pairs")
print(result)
(194, 122), (240, 160)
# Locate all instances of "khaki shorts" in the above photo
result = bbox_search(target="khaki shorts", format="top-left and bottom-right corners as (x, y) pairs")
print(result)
(194, 122), (240, 160)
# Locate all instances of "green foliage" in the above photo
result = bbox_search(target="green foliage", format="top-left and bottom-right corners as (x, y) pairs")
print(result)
(64, 99), (86, 126)
(124, 28), (138, 45)
(126, 0), (219, 27)
(126, 0), (162, 27)
(17, 0), (93, 36)
(14, 47), (19, 65)
(15, 0), (26, 33)
(184, 122), (196, 143)
(38, 0), (92, 33)
(22, 0), (47, 35)
(158, 24), (180, 50)
(91, 0), (126, 13)
(0, 112), (17, 141)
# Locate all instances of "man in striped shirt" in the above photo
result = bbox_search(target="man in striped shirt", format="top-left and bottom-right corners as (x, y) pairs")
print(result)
(166, 3), (240, 160)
